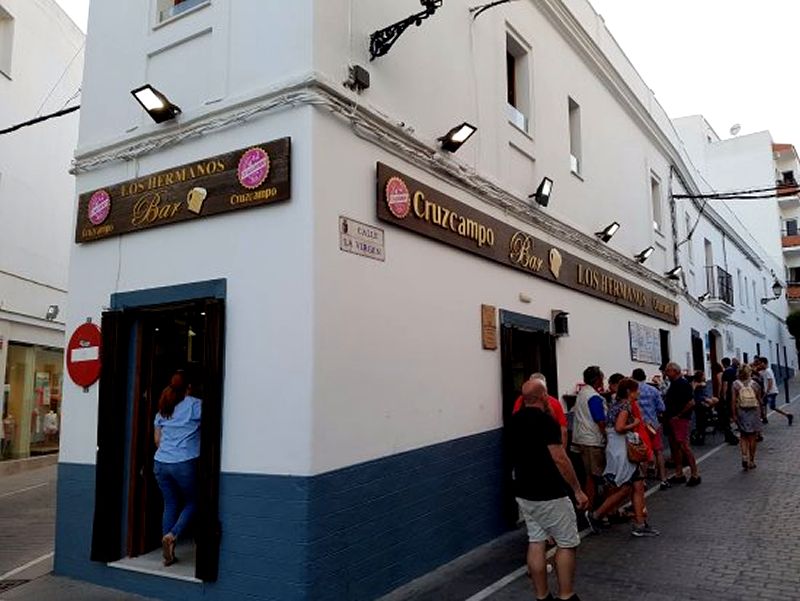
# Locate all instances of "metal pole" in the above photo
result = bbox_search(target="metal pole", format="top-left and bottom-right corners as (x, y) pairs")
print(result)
(784, 345), (791, 405)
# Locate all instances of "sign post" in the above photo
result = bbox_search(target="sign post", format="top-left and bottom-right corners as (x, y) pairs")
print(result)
(66, 321), (102, 391)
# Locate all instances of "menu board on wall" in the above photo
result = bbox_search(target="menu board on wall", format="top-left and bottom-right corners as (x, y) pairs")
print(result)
(629, 321), (662, 365)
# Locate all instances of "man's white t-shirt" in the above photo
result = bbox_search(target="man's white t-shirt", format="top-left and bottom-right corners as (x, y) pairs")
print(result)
(763, 367), (777, 395)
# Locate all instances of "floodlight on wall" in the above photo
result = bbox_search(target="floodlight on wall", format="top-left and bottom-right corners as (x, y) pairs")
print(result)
(530, 177), (554, 207)
(761, 278), (784, 305)
(438, 122), (477, 152)
(698, 292), (711, 302)
(665, 266), (683, 280)
(131, 85), (182, 123)
(634, 246), (655, 264)
(594, 222), (620, 243)
(45, 304), (59, 321)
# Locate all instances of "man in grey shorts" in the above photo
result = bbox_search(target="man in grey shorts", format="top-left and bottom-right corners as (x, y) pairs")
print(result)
(510, 379), (589, 601)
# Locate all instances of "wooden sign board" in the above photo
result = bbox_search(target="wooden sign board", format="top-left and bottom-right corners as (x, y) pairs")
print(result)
(376, 163), (679, 325)
(481, 304), (498, 350)
(75, 138), (291, 243)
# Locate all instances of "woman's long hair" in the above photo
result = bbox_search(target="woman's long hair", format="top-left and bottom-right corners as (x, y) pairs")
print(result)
(615, 378), (639, 401)
(158, 371), (187, 419)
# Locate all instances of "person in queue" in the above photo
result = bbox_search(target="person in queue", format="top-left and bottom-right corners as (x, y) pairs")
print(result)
(718, 358), (741, 445)
(586, 378), (659, 538)
(571, 366), (607, 510)
(732, 364), (762, 470)
(691, 371), (717, 446)
(513, 373), (568, 448)
(510, 379), (588, 601)
(153, 370), (202, 566)
(664, 362), (701, 486)
(631, 368), (668, 490)
(756, 357), (793, 426)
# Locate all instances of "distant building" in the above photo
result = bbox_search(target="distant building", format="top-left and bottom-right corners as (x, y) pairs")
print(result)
(0, 0), (83, 461)
(773, 144), (800, 309)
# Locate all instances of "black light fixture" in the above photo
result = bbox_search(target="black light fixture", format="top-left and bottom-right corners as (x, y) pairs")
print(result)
(665, 266), (683, 280)
(634, 246), (654, 264)
(369, 0), (443, 61)
(530, 177), (554, 207)
(595, 222), (620, 243)
(438, 122), (477, 153)
(45, 304), (59, 321)
(552, 310), (570, 337)
(698, 292), (711, 302)
(761, 278), (784, 305)
(131, 85), (182, 123)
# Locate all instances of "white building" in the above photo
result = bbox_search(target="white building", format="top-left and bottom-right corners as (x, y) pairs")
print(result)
(773, 143), (800, 309)
(54, 1), (793, 600)
(0, 0), (83, 461)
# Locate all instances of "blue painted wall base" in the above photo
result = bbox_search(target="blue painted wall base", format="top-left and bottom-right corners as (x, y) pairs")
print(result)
(55, 429), (508, 600)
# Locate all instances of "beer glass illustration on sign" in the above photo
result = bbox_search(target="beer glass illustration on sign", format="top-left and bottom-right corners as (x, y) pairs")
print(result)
(187, 187), (208, 215)
(549, 248), (563, 279)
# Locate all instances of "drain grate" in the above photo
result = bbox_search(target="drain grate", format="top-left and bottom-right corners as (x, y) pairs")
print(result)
(0, 579), (29, 592)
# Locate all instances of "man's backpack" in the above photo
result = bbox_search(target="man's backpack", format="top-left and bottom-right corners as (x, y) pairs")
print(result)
(738, 382), (759, 409)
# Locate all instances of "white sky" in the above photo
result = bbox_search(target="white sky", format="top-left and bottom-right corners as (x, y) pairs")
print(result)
(55, 0), (800, 146)
(589, 0), (800, 146)
(55, 0), (89, 32)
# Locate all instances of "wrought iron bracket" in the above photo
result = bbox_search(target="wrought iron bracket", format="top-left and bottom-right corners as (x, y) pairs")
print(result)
(369, 0), (443, 61)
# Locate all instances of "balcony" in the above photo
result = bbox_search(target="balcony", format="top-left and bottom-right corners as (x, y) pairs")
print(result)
(782, 234), (800, 252)
(702, 265), (735, 318)
(777, 181), (800, 208)
(788, 282), (800, 305)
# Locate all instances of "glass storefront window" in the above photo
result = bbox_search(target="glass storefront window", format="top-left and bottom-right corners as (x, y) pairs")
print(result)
(1, 343), (63, 461)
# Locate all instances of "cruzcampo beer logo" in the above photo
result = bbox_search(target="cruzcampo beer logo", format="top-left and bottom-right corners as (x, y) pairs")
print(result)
(237, 147), (270, 190)
(385, 176), (411, 219)
(87, 190), (111, 225)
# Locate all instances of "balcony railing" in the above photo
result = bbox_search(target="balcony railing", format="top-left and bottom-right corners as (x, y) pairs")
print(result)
(704, 265), (734, 306)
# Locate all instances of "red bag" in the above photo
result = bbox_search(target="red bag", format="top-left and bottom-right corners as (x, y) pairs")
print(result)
(630, 399), (654, 463)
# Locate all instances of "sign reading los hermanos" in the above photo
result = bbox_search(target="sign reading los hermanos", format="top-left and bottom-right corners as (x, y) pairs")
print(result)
(376, 163), (679, 324)
(75, 138), (291, 243)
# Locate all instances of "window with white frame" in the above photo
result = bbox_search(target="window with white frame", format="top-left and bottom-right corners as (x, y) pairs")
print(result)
(568, 97), (582, 176)
(651, 175), (663, 233)
(157, 0), (207, 23)
(752, 280), (757, 310)
(0, 4), (14, 78)
(685, 214), (694, 263)
(737, 269), (743, 306)
(506, 32), (530, 133)
(744, 276), (750, 307)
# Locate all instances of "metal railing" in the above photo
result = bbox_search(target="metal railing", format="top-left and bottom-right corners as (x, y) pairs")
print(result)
(704, 265), (734, 306)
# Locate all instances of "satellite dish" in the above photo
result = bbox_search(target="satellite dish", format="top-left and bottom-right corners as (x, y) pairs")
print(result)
(730, 124), (741, 136)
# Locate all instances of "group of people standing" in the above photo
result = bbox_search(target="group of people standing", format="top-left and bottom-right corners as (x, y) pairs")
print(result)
(507, 357), (792, 601)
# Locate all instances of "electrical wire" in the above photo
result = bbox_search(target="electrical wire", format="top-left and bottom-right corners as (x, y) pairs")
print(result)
(35, 41), (86, 116)
(0, 105), (80, 136)
(470, 0), (517, 20)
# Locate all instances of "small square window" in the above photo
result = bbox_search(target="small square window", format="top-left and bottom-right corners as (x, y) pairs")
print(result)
(651, 174), (662, 232)
(157, 0), (207, 23)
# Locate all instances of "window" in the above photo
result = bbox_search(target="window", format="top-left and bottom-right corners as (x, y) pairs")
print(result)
(786, 218), (798, 237)
(737, 269), (743, 306)
(704, 238), (713, 267)
(686, 214), (694, 263)
(651, 175), (662, 232)
(506, 33), (530, 132)
(157, 0), (207, 23)
(568, 97), (582, 175)
(744, 276), (750, 308)
(0, 5), (14, 78)
(752, 280), (757, 310)
(783, 170), (797, 185)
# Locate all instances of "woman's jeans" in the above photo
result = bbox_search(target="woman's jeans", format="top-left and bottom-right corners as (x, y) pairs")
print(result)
(154, 458), (198, 539)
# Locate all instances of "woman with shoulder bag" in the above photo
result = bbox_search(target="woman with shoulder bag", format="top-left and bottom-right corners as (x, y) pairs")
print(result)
(585, 379), (660, 538)
(732, 364), (762, 470)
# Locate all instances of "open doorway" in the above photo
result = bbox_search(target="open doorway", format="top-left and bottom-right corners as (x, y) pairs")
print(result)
(499, 310), (558, 524)
(91, 289), (224, 583)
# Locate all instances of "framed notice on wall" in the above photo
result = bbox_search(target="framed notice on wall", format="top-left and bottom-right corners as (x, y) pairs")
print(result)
(629, 322), (662, 365)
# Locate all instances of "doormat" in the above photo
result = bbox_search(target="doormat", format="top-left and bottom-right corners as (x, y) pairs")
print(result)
(0, 579), (29, 592)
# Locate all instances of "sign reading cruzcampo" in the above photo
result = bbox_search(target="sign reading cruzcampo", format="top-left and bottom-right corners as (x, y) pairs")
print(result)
(376, 163), (679, 324)
(75, 138), (291, 243)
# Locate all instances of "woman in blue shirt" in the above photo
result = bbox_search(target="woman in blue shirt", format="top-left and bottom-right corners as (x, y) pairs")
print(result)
(153, 371), (202, 566)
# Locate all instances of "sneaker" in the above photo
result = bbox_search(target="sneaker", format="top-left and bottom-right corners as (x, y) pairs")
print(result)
(667, 474), (686, 484)
(659, 480), (672, 490)
(584, 510), (603, 534)
(788, 414), (794, 426)
(686, 475), (702, 487)
(631, 524), (661, 537)
(762, 417), (769, 424)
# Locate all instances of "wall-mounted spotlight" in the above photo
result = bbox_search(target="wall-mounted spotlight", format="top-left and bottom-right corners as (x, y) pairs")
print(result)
(438, 122), (477, 153)
(698, 292), (711, 302)
(634, 246), (654, 264)
(45, 304), (60, 321)
(665, 266), (683, 280)
(530, 177), (554, 207)
(552, 310), (570, 337)
(595, 222), (620, 243)
(131, 85), (182, 124)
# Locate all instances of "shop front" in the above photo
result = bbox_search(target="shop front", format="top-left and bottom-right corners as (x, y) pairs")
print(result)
(2, 342), (63, 461)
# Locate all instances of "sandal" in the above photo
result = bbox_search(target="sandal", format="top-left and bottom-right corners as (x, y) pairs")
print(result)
(162, 534), (177, 566)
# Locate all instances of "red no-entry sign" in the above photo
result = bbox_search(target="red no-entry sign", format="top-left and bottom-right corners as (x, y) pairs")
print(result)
(66, 322), (102, 389)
